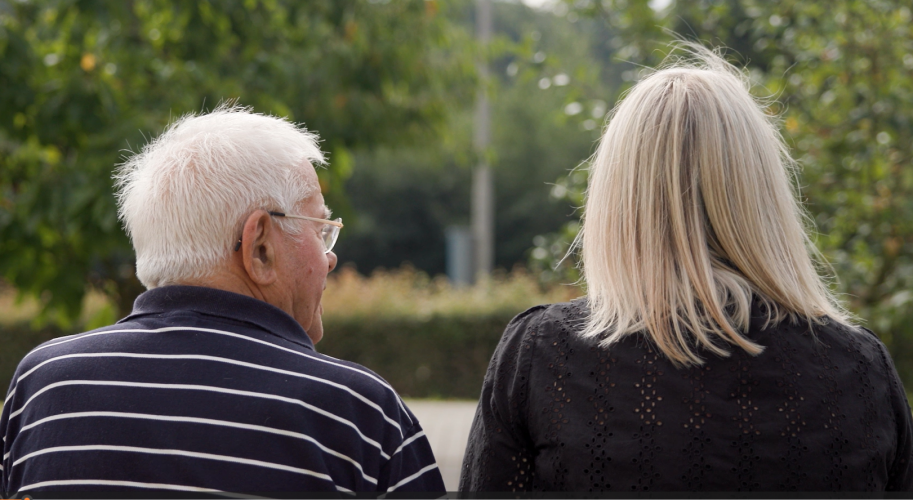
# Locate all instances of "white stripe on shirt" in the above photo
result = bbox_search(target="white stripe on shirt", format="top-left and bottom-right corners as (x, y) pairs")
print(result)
(386, 463), (441, 492)
(8, 379), (391, 459)
(17, 410), (377, 484)
(19, 479), (225, 493)
(391, 430), (427, 458)
(13, 444), (336, 483)
(20, 325), (413, 424)
(16, 352), (403, 436)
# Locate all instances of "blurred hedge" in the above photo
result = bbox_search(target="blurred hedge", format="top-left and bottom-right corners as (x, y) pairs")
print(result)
(318, 312), (516, 399)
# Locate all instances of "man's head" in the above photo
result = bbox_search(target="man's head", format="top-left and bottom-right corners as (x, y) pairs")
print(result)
(115, 104), (337, 341)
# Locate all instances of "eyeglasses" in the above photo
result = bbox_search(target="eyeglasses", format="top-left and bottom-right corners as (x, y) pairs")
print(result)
(233, 211), (344, 254)
(270, 211), (343, 254)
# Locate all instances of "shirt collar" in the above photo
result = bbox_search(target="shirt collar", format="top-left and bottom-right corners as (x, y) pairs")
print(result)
(118, 285), (315, 351)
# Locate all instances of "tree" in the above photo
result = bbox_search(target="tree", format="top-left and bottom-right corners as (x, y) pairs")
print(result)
(0, 0), (473, 320)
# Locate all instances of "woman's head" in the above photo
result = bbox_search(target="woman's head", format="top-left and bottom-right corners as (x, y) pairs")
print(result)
(579, 44), (848, 365)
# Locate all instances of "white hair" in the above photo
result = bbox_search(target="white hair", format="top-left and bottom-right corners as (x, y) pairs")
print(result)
(577, 45), (851, 366)
(115, 104), (326, 289)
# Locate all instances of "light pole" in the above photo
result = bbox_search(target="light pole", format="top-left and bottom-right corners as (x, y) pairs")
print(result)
(472, 0), (494, 281)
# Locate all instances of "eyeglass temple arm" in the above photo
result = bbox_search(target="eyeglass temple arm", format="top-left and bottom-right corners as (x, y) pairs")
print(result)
(235, 211), (343, 252)
(268, 211), (344, 228)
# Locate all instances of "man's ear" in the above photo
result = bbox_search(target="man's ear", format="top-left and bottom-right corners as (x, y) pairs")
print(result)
(239, 210), (278, 286)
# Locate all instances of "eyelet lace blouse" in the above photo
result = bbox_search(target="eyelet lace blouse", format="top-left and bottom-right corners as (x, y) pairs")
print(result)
(459, 298), (913, 492)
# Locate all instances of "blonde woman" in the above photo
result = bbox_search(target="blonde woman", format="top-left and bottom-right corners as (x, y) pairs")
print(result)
(460, 46), (913, 493)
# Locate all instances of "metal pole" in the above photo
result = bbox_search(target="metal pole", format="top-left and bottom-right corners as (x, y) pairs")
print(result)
(472, 0), (494, 281)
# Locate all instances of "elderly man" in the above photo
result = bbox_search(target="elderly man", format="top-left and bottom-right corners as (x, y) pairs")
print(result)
(0, 106), (445, 495)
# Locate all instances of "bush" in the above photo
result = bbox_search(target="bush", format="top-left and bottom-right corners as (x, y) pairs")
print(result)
(319, 312), (518, 399)
(321, 265), (578, 320)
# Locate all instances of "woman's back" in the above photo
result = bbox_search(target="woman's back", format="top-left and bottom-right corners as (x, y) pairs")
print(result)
(460, 298), (913, 492)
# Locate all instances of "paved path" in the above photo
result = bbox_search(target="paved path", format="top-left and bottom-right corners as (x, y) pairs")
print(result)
(406, 399), (478, 491)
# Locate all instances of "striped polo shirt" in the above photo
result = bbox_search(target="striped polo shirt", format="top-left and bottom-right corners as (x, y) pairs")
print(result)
(1, 285), (444, 496)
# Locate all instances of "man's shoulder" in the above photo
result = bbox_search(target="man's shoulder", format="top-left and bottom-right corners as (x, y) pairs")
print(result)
(298, 351), (411, 415)
(9, 313), (416, 430)
(15, 322), (135, 368)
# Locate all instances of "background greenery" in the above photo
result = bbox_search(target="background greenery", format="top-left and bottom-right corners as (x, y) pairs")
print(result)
(333, 2), (624, 274)
(2, 0), (913, 398)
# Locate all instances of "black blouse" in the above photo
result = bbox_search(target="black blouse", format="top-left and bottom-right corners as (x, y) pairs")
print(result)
(460, 298), (913, 493)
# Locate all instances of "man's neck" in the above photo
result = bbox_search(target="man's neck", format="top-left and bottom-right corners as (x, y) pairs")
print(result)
(176, 268), (266, 304)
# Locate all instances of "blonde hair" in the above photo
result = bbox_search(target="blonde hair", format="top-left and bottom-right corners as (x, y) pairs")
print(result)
(578, 45), (850, 366)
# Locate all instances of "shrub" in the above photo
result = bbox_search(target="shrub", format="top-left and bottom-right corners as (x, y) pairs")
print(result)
(322, 265), (578, 320)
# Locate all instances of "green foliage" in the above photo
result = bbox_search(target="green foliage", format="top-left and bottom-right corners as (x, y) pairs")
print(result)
(335, 2), (621, 275)
(321, 265), (580, 319)
(489, 3), (611, 269)
(0, 0), (474, 321)
(748, 1), (913, 384)
(335, 146), (471, 274)
(545, 0), (913, 384)
(319, 312), (515, 399)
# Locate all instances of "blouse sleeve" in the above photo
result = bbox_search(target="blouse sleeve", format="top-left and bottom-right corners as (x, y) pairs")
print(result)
(873, 335), (913, 491)
(459, 305), (544, 492)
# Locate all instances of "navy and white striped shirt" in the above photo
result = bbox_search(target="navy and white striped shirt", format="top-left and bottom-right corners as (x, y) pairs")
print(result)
(1, 285), (445, 496)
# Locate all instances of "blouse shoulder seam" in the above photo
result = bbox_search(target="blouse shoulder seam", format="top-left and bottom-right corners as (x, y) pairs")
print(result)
(521, 303), (548, 433)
